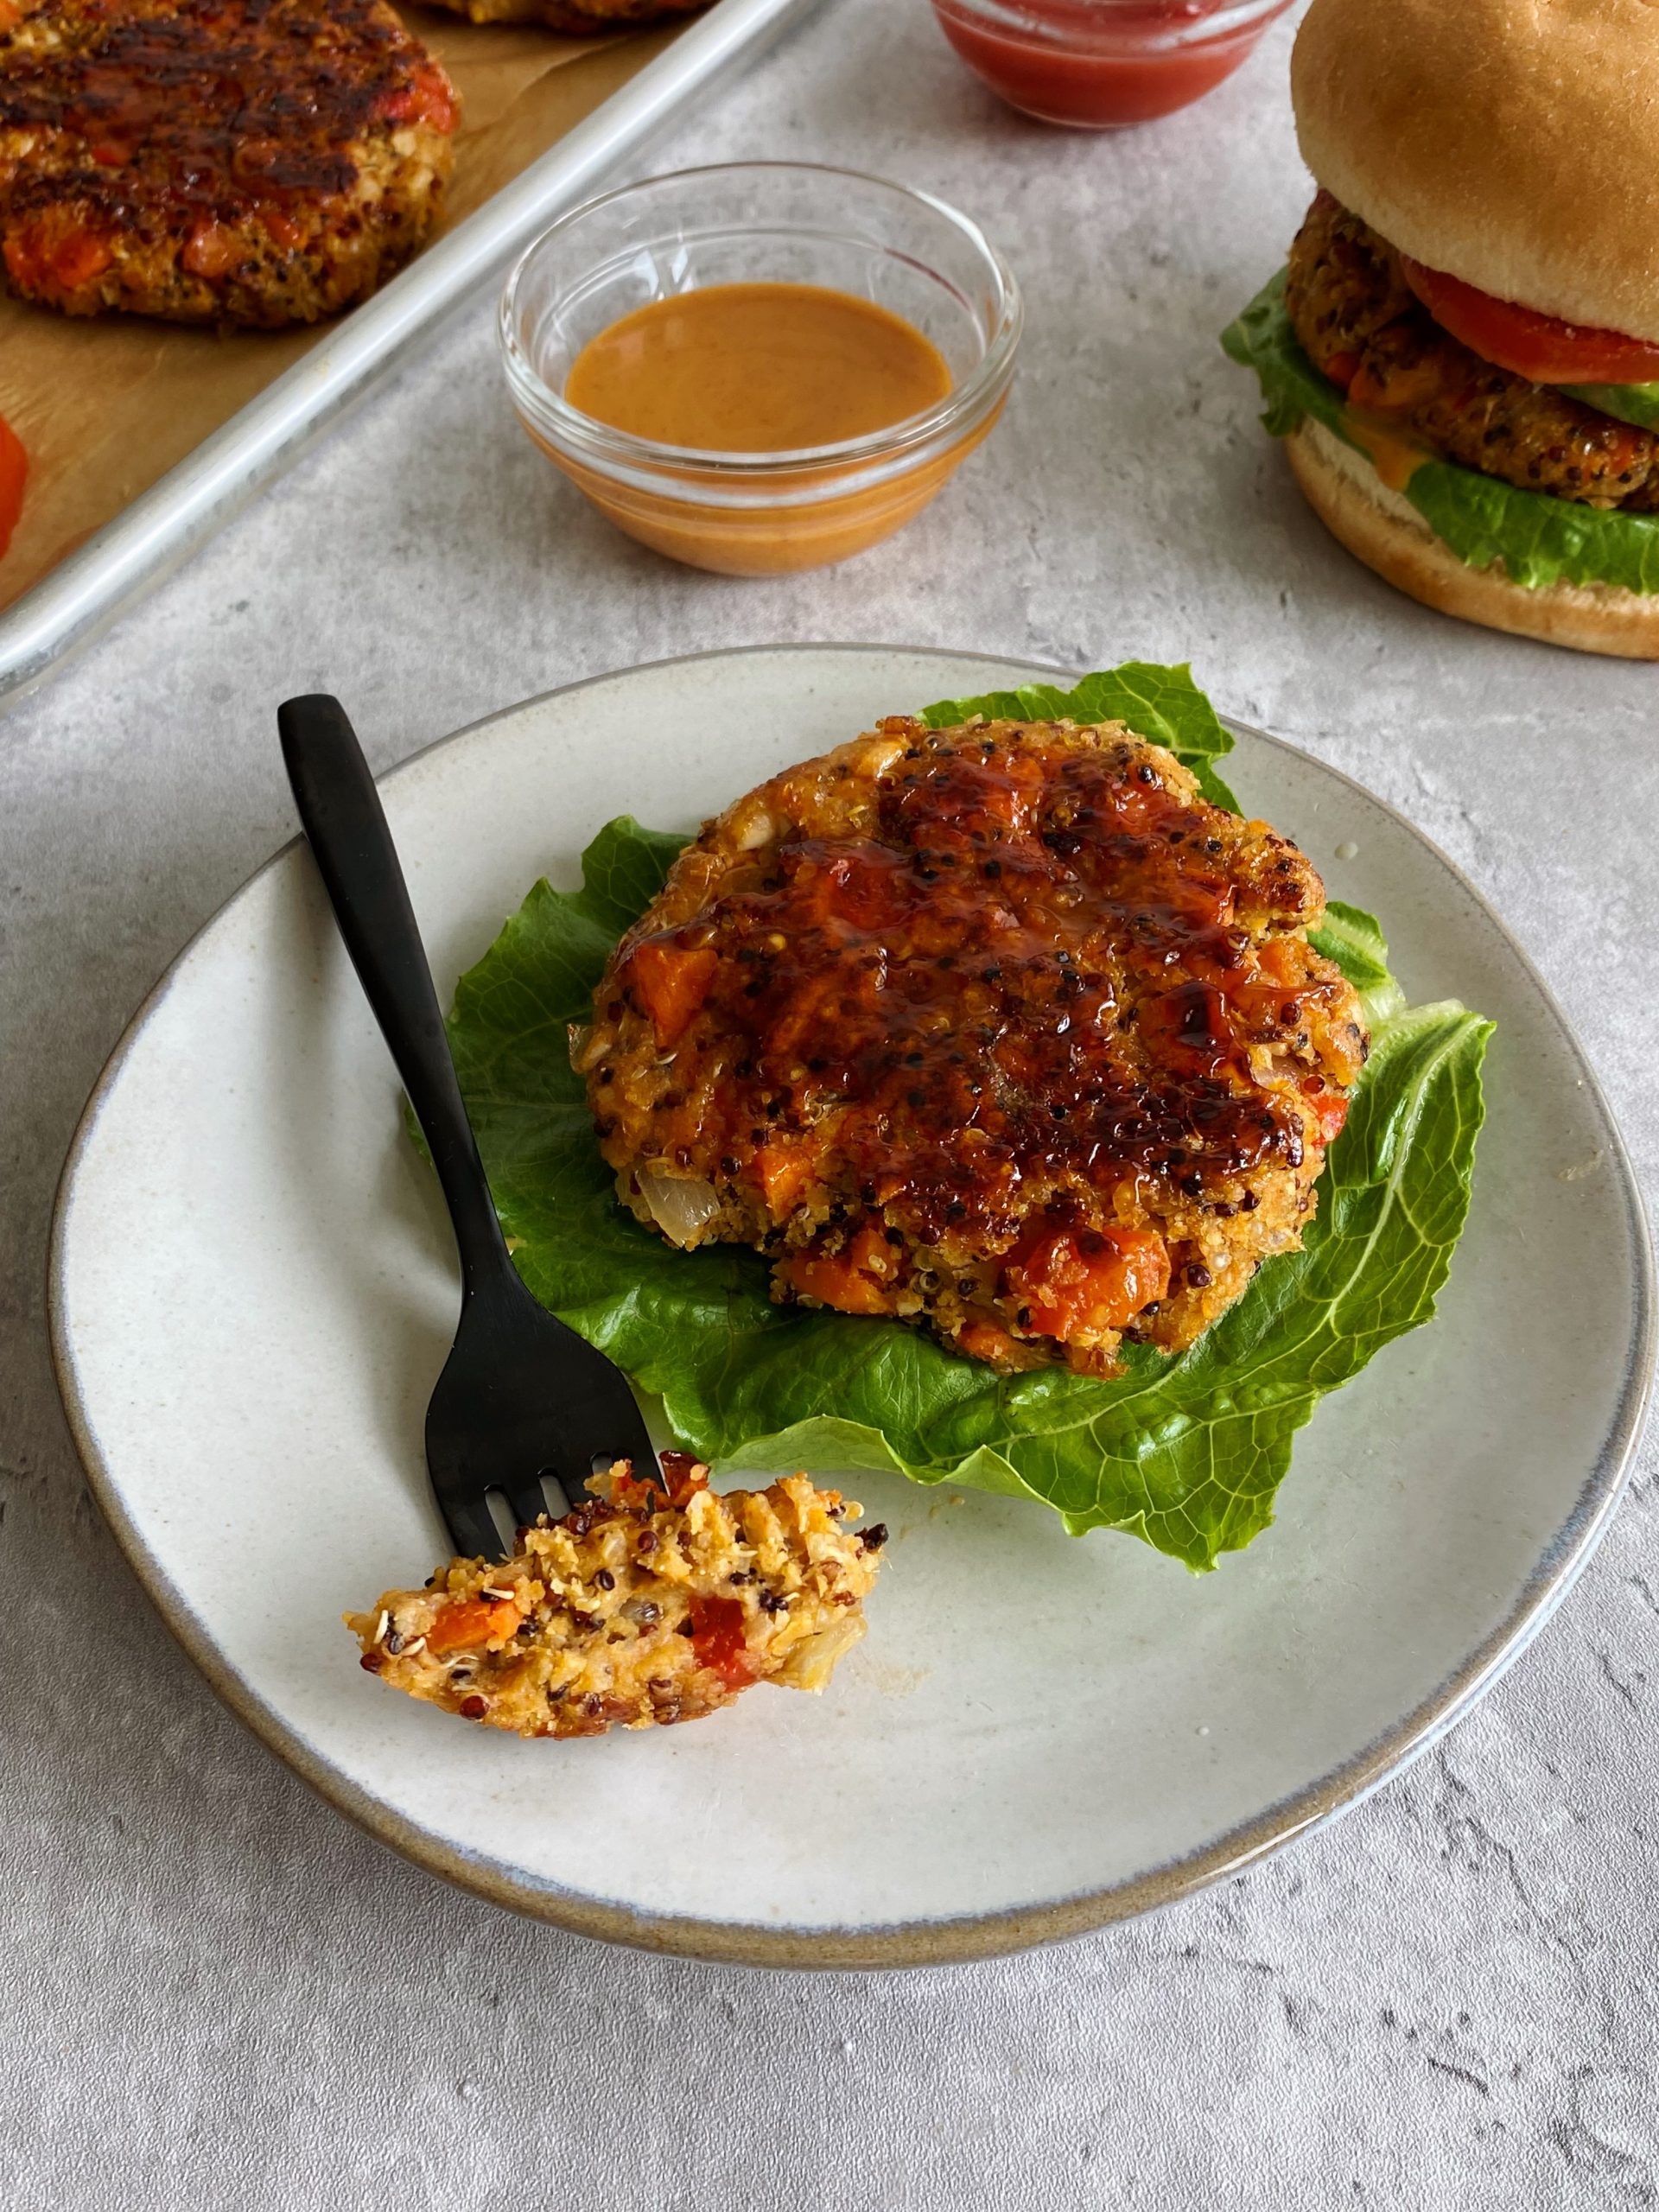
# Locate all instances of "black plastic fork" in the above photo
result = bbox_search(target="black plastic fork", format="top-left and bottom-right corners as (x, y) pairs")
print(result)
(278, 694), (660, 1561)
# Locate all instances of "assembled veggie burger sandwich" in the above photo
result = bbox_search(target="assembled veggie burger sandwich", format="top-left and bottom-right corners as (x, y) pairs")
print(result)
(1224, 0), (1659, 658)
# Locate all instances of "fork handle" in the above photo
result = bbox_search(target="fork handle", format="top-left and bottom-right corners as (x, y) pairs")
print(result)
(278, 694), (513, 1294)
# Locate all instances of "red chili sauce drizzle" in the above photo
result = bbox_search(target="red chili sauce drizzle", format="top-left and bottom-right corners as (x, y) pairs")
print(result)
(623, 723), (1342, 1255)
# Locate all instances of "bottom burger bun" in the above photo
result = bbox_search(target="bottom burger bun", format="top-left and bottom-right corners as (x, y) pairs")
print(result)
(1286, 419), (1659, 661)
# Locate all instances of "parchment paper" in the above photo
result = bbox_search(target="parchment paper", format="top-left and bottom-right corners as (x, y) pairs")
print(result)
(0, 11), (684, 611)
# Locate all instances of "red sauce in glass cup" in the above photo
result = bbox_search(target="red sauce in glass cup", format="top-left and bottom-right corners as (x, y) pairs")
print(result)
(931, 0), (1293, 129)
(0, 411), (26, 563)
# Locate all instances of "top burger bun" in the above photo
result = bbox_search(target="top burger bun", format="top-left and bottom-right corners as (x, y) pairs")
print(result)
(1293, 0), (1659, 346)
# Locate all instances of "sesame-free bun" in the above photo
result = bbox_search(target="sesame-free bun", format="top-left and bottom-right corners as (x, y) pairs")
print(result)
(1286, 421), (1659, 659)
(1293, 0), (1659, 345)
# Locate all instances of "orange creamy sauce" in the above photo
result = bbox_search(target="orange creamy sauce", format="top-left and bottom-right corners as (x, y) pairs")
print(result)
(565, 282), (954, 453)
(1343, 410), (1431, 493)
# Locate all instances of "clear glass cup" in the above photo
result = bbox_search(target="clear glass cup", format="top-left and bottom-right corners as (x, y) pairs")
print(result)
(929, 0), (1296, 129)
(499, 162), (1022, 576)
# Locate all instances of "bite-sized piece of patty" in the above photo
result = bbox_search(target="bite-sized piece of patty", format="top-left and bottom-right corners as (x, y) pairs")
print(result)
(1286, 192), (1659, 512)
(576, 716), (1368, 1379)
(419, 0), (704, 29)
(0, 0), (457, 326)
(347, 1457), (885, 1738)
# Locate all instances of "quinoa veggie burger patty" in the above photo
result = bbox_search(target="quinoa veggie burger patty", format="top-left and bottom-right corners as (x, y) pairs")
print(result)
(348, 1456), (883, 1739)
(576, 715), (1367, 1379)
(0, 0), (457, 326)
(418, 0), (704, 29)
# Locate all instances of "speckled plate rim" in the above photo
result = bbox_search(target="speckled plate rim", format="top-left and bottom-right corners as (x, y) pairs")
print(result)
(48, 643), (1656, 1972)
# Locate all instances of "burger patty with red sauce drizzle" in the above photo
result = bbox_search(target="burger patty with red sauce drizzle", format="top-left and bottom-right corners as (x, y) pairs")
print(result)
(421, 0), (704, 32)
(0, 0), (457, 326)
(576, 714), (1368, 1379)
(1285, 191), (1659, 512)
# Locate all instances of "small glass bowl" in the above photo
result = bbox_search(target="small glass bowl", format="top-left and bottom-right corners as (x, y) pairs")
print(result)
(499, 162), (1021, 576)
(930, 0), (1296, 129)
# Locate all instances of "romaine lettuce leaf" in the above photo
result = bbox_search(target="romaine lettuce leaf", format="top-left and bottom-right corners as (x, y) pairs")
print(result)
(1405, 461), (1659, 593)
(1223, 274), (1659, 594)
(440, 671), (1491, 1571)
(1221, 270), (1362, 451)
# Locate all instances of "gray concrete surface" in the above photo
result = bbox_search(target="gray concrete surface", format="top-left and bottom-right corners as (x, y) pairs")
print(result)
(4, 1), (1657, 2203)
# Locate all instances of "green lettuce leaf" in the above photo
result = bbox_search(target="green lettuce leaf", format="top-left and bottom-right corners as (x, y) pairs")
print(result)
(1221, 269), (1361, 450)
(1404, 461), (1659, 593)
(1309, 899), (1405, 1028)
(923, 660), (1239, 810)
(440, 670), (1491, 1571)
(1562, 381), (1659, 431)
(1223, 272), (1659, 595)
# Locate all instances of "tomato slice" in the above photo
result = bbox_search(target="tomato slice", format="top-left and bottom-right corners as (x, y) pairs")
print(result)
(0, 412), (26, 564)
(1399, 255), (1659, 387)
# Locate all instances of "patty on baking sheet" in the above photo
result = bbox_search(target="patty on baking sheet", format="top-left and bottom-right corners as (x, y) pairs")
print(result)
(576, 714), (1368, 1380)
(417, 0), (704, 31)
(348, 1457), (884, 1738)
(0, 0), (456, 326)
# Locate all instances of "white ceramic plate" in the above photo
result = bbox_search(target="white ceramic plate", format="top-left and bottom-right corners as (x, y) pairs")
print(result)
(52, 646), (1652, 1967)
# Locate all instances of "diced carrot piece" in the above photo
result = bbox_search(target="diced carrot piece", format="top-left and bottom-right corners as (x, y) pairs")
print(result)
(52, 227), (114, 289)
(751, 1137), (821, 1214)
(424, 1596), (520, 1655)
(627, 942), (717, 1050)
(957, 1318), (1022, 1364)
(1005, 1226), (1170, 1340)
(687, 1594), (754, 1689)
(6, 221), (113, 295)
(182, 221), (238, 280)
(384, 64), (458, 134)
(1255, 937), (1304, 988)
(785, 1224), (895, 1317)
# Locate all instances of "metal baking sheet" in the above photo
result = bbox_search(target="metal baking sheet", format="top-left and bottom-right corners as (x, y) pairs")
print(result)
(0, 0), (823, 708)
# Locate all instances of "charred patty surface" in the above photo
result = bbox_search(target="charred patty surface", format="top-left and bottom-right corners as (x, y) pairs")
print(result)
(0, 0), (457, 326)
(419, 0), (704, 29)
(1286, 191), (1659, 512)
(577, 715), (1368, 1378)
